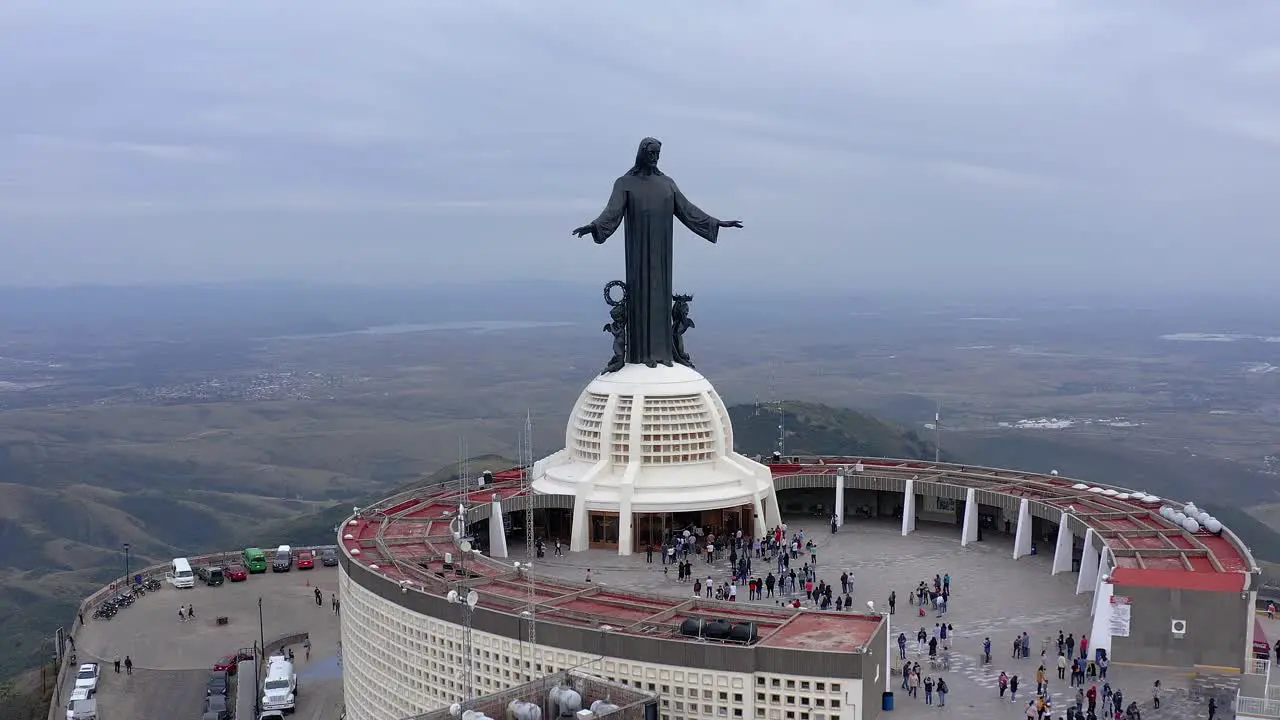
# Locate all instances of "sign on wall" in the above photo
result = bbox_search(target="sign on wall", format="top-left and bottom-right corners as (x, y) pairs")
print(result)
(936, 497), (956, 512)
(1109, 595), (1132, 638)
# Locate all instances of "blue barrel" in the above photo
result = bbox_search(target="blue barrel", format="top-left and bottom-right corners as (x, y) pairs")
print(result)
(882, 692), (894, 711)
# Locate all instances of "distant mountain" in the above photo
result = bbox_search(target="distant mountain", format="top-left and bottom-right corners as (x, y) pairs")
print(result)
(250, 454), (519, 547)
(727, 401), (939, 461)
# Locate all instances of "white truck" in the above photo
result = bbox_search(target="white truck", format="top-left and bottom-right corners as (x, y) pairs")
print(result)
(260, 655), (297, 713)
(66, 687), (98, 720)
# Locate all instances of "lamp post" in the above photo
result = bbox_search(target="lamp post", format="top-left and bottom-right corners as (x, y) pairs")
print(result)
(256, 597), (266, 715)
(122, 543), (131, 587)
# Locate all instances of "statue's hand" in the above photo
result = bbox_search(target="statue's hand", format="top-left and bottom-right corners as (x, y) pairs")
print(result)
(572, 224), (595, 238)
(718, 220), (743, 229)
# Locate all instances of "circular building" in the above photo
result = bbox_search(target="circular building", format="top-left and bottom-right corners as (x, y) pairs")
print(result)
(531, 363), (782, 554)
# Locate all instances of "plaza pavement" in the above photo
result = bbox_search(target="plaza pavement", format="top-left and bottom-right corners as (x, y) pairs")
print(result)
(531, 517), (1235, 720)
(59, 565), (345, 720)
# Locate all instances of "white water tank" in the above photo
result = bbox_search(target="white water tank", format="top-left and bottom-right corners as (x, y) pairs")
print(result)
(508, 700), (543, 720)
(590, 700), (620, 715)
(1173, 512), (1187, 525)
(1195, 511), (1211, 524)
(1072, 483), (1089, 490)
(462, 712), (494, 720)
(1205, 517), (1224, 534)
(1183, 503), (1197, 516)
(1159, 507), (1173, 519)
(1182, 517), (1201, 533)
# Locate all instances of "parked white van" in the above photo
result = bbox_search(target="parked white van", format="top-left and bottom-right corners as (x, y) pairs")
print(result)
(168, 557), (195, 589)
(261, 655), (297, 712)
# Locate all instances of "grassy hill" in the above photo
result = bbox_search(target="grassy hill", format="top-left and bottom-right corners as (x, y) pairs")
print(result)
(728, 401), (939, 460)
(250, 454), (519, 548)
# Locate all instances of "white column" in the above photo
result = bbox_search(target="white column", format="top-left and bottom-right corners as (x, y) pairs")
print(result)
(1012, 498), (1033, 559)
(616, 393), (646, 557)
(1089, 577), (1114, 658)
(488, 496), (508, 559)
(1092, 548), (1112, 608)
(1076, 529), (1100, 595)
(901, 479), (917, 535)
(1052, 511), (1074, 575)
(960, 488), (978, 546)
(834, 473), (845, 527)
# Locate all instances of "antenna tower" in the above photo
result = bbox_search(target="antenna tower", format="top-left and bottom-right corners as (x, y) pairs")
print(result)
(518, 411), (539, 672)
(521, 411), (534, 559)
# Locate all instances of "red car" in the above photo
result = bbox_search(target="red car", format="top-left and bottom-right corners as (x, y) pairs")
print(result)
(224, 564), (248, 582)
(213, 650), (254, 674)
(296, 551), (315, 570)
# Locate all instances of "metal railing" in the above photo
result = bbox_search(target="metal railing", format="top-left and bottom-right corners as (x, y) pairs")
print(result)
(1237, 693), (1280, 718)
(1250, 658), (1271, 676)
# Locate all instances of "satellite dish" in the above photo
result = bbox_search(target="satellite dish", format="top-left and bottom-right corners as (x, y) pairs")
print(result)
(459, 540), (473, 553)
(447, 590), (460, 604)
(466, 590), (479, 609)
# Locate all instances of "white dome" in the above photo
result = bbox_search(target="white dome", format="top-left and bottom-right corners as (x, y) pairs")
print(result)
(532, 363), (780, 552)
(1103, 489), (1119, 496)
(1072, 483), (1089, 490)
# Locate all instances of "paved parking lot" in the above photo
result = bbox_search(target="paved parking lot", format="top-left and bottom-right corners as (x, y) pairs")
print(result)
(62, 563), (344, 720)
(534, 517), (1235, 720)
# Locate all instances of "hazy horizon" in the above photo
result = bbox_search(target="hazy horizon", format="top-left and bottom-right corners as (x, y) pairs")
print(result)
(2, 2), (1279, 296)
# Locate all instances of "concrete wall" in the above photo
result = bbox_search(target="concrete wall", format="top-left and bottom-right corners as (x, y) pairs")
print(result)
(341, 553), (873, 680)
(860, 618), (888, 720)
(1110, 584), (1250, 669)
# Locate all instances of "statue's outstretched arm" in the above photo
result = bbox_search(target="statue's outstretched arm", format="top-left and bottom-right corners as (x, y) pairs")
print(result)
(574, 178), (627, 244)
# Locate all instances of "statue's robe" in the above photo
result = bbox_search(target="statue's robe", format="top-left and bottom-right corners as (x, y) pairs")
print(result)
(588, 172), (719, 367)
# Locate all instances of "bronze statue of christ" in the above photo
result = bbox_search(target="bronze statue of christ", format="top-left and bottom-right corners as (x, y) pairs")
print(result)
(573, 137), (742, 368)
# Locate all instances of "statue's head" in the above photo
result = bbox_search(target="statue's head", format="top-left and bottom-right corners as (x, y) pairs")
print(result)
(629, 137), (664, 176)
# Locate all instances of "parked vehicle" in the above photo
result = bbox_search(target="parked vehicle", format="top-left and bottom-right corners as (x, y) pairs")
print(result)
(261, 655), (297, 712)
(207, 669), (229, 696)
(169, 557), (195, 589)
(214, 650), (255, 674)
(296, 551), (315, 570)
(65, 687), (93, 720)
(243, 547), (268, 574)
(66, 695), (97, 720)
(321, 548), (339, 566)
(272, 545), (293, 573)
(73, 663), (99, 694)
(196, 565), (225, 586)
(203, 693), (232, 720)
(225, 564), (249, 582)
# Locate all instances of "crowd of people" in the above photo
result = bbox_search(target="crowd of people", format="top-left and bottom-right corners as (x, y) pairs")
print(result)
(617, 519), (1220, 719)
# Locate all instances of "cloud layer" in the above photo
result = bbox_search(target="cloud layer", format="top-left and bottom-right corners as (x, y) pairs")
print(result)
(1, 0), (1278, 295)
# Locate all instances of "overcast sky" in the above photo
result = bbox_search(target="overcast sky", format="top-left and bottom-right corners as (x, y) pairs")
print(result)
(1, 1), (1278, 296)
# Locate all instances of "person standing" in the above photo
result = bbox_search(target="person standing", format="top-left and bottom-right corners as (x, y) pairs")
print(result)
(937, 678), (948, 707)
(113, 656), (121, 673)
(1058, 652), (1068, 680)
